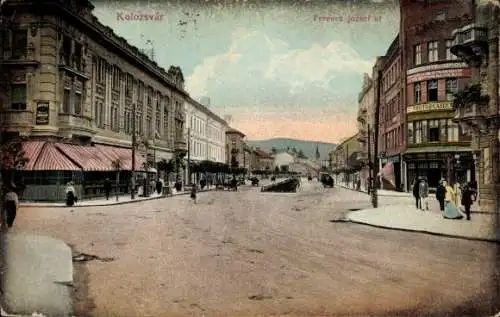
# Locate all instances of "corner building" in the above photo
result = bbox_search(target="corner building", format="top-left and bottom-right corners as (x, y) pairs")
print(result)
(400, 0), (475, 189)
(0, 0), (187, 201)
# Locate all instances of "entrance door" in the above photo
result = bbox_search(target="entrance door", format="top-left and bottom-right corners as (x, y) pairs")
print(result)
(427, 161), (440, 188)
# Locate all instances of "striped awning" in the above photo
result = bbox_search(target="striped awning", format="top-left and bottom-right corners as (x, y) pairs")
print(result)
(22, 141), (46, 170)
(94, 144), (147, 171)
(32, 143), (80, 171)
(55, 143), (112, 171)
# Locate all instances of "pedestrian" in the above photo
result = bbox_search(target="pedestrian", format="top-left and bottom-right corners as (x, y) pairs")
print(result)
(156, 179), (163, 195)
(65, 181), (77, 207)
(419, 177), (429, 211)
(190, 184), (197, 204)
(436, 179), (446, 212)
(469, 179), (478, 201)
(103, 178), (111, 200)
(4, 186), (18, 229)
(461, 183), (474, 220)
(412, 178), (421, 210)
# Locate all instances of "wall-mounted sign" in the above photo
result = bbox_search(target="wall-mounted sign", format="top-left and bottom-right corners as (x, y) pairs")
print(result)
(35, 102), (50, 125)
(407, 68), (470, 83)
(407, 62), (469, 76)
(407, 101), (453, 114)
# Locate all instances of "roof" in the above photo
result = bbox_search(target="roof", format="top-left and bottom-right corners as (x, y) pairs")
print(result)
(226, 127), (245, 137)
(254, 148), (272, 158)
(185, 95), (227, 126)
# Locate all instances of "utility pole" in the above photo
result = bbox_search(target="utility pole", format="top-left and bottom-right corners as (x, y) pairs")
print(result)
(372, 69), (382, 208)
(367, 124), (372, 194)
(131, 103), (136, 200)
(187, 127), (191, 185)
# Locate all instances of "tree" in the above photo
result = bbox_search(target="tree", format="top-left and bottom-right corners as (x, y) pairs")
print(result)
(315, 145), (320, 161)
(157, 159), (175, 183)
(271, 147), (277, 154)
(0, 137), (29, 231)
(292, 147), (297, 154)
(111, 158), (122, 201)
(297, 149), (307, 159)
(274, 166), (280, 174)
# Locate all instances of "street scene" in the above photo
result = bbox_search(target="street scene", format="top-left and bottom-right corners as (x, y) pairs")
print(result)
(13, 181), (498, 317)
(1, 0), (500, 316)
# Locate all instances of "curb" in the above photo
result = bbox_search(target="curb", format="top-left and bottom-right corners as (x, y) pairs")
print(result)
(338, 185), (414, 198)
(19, 189), (215, 208)
(345, 219), (500, 243)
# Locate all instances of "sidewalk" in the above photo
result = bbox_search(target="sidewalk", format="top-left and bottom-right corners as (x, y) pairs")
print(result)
(344, 197), (499, 242)
(20, 186), (216, 208)
(337, 182), (416, 197)
(1, 233), (73, 316)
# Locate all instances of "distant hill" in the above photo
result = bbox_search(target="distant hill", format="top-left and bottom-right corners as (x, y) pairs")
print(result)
(246, 138), (336, 160)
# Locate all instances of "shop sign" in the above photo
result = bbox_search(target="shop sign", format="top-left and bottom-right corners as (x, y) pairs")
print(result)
(407, 101), (453, 114)
(407, 68), (470, 83)
(35, 102), (50, 125)
(406, 62), (468, 76)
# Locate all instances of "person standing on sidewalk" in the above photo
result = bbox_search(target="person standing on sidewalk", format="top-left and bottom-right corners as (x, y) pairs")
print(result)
(4, 186), (18, 229)
(104, 178), (111, 200)
(419, 178), (429, 211)
(412, 178), (421, 210)
(461, 183), (474, 221)
(190, 184), (197, 204)
(443, 180), (463, 219)
(436, 179), (446, 212)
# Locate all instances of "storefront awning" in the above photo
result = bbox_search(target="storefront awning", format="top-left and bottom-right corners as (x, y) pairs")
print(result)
(55, 143), (112, 171)
(22, 141), (46, 170)
(32, 143), (81, 171)
(94, 144), (147, 171)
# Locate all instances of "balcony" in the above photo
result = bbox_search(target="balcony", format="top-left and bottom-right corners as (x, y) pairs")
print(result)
(451, 24), (488, 66)
(2, 46), (39, 67)
(174, 140), (187, 152)
(0, 109), (33, 132)
(58, 113), (95, 137)
(452, 84), (493, 134)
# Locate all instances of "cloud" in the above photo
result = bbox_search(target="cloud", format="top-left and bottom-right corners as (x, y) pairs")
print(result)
(185, 28), (371, 141)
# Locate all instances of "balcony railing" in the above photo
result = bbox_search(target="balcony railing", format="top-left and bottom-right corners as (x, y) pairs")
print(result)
(0, 109), (33, 130)
(451, 24), (488, 64)
(58, 113), (95, 136)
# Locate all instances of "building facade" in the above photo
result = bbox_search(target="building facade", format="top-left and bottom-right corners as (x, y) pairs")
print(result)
(379, 35), (405, 190)
(185, 97), (227, 164)
(330, 134), (361, 185)
(450, 0), (500, 212)
(357, 73), (375, 191)
(0, 0), (187, 200)
(252, 148), (273, 171)
(400, 0), (475, 189)
(225, 128), (245, 170)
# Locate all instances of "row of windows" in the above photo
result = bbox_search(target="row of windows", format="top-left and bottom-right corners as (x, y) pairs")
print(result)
(382, 126), (403, 152)
(382, 59), (400, 92)
(384, 92), (401, 122)
(407, 119), (468, 144)
(413, 78), (458, 104)
(413, 40), (458, 67)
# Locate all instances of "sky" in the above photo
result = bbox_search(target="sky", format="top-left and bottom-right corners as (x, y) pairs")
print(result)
(93, 0), (399, 144)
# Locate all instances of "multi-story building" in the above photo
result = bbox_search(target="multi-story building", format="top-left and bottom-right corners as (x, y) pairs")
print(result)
(225, 128), (245, 169)
(252, 148), (273, 171)
(330, 133), (361, 185)
(357, 73), (375, 191)
(184, 96), (227, 183)
(185, 97), (227, 163)
(379, 35), (404, 190)
(450, 0), (500, 212)
(400, 0), (475, 189)
(0, 0), (187, 200)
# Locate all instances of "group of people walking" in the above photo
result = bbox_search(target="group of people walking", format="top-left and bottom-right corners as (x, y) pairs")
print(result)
(413, 177), (477, 220)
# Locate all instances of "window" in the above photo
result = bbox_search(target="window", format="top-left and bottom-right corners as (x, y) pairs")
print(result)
(414, 44), (421, 65)
(428, 119), (439, 142)
(74, 42), (83, 71)
(445, 78), (458, 100)
(63, 89), (71, 113)
(445, 40), (457, 60)
(74, 92), (82, 115)
(440, 119), (447, 141)
(10, 84), (27, 110)
(414, 82), (421, 103)
(421, 120), (428, 141)
(427, 80), (438, 101)
(427, 41), (438, 62)
(112, 66), (120, 90)
(447, 120), (459, 142)
(126, 74), (133, 97)
(415, 121), (422, 143)
(163, 105), (169, 138)
(62, 36), (72, 65)
(12, 29), (27, 59)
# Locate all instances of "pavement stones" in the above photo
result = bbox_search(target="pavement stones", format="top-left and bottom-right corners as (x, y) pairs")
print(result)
(1, 233), (73, 316)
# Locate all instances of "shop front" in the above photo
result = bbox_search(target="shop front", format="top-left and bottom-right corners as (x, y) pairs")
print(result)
(379, 154), (403, 190)
(404, 148), (475, 191)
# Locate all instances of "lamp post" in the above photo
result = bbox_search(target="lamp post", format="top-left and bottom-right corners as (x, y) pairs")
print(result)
(131, 103), (136, 200)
